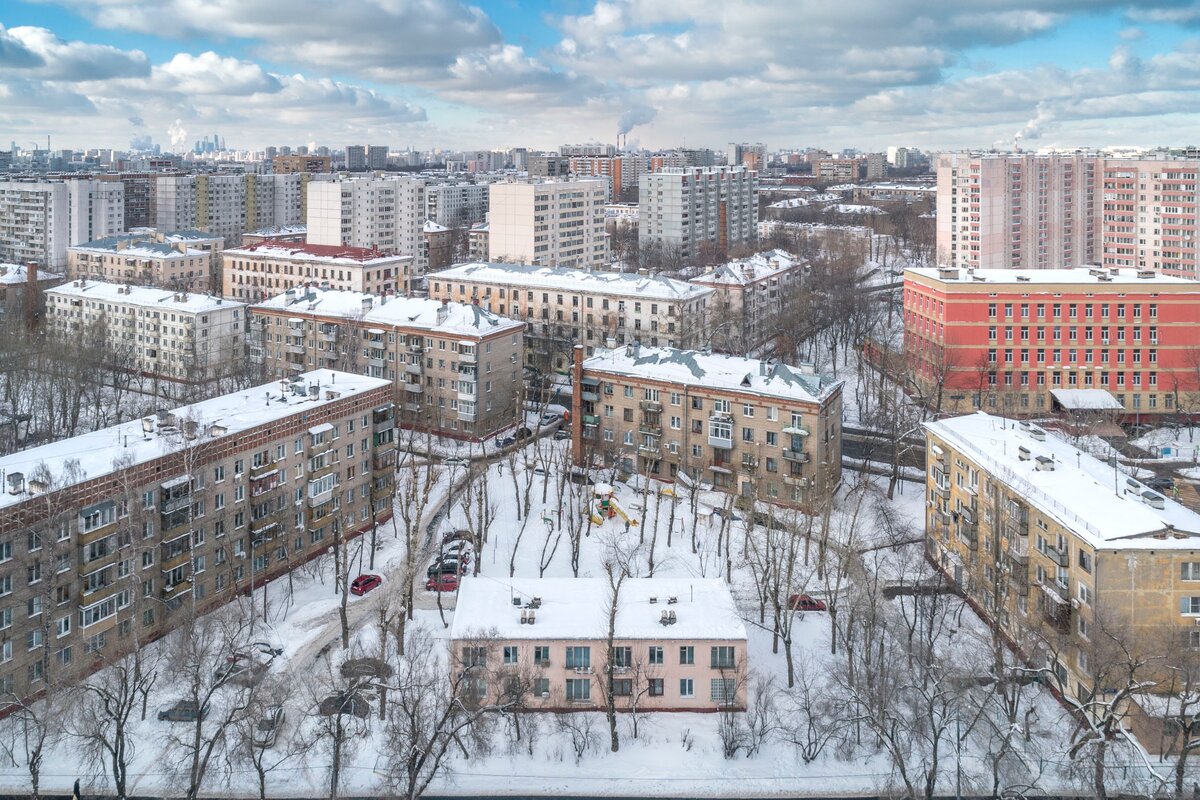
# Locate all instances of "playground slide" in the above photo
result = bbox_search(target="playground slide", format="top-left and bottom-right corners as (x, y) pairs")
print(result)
(589, 500), (604, 526)
(609, 498), (638, 526)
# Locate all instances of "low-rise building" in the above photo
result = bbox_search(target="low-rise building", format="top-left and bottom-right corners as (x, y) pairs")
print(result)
(221, 242), (412, 302)
(467, 223), (489, 261)
(251, 288), (524, 440)
(902, 266), (1200, 417)
(424, 220), (454, 272)
(923, 412), (1200, 745)
(449, 578), (748, 711)
(0, 262), (61, 325)
(689, 250), (805, 356)
(570, 345), (843, 507)
(0, 369), (395, 703)
(45, 280), (246, 391)
(67, 229), (224, 292)
(241, 225), (307, 246)
(428, 262), (713, 373)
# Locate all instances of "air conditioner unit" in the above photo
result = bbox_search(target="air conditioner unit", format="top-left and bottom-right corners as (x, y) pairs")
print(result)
(540, 692), (550, 699)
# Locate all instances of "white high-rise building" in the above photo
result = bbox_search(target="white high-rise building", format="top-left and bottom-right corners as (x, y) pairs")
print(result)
(425, 182), (489, 229)
(306, 177), (428, 273)
(639, 166), (758, 260)
(0, 179), (124, 268)
(487, 178), (608, 269)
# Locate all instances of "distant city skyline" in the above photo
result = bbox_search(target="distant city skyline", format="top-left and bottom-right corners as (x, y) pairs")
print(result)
(3, 1), (1200, 153)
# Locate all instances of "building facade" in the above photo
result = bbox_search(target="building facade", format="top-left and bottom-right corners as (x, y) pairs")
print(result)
(221, 242), (412, 302)
(273, 155), (332, 174)
(425, 181), (489, 229)
(0, 180), (124, 268)
(250, 288), (524, 440)
(45, 280), (246, 389)
(902, 266), (1200, 417)
(924, 413), (1200, 730)
(153, 174), (309, 245)
(306, 177), (428, 274)
(639, 167), (758, 261)
(571, 345), (843, 507)
(67, 229), (224, 292)
(449, 578), (748, 712)
(689, 250), (805, 357)
(428, 262), (713, 373)
(487, 179), (609, 269)
(0, 370), (394, 704)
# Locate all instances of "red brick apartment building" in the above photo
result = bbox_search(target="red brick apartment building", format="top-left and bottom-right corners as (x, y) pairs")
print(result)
(902, 266), (1200, 417)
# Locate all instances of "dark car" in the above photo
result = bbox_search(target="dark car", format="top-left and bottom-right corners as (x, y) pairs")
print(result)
(1145, 475), (1175, 493)
(788, 594), (827, 612)
(426, 575), (459, 592)
(442, 540), (473, 561)
(248, 641), (284, 658)
(553, 428), (571, 440)
(340, 657), (394, 680)
(350, 574), (382, 596)
(498, 436), (517, 448)
(158, 699), (210, 722)
(317, 692), (370, 718)
(515, 426), (533, 440)
(427, 559), (463, 578)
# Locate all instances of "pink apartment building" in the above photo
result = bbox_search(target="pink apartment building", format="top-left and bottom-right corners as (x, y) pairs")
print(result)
(938, 153), (1200, 278)
(449, 578), (748, 712)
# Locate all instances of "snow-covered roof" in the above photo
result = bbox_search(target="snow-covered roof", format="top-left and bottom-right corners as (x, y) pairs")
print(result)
(0, 263), (62, 284)
(0, 370), (389, 512)
(469, 222), (489, 233)
(47, 280), (244, 314)
(924, 412), (1200, 548)
(223, 242), (411, 266)
(906, 266), (1196, 286)
(1050, 388), (1123, 411)
(245, 224), (306, 237)
(583, 345), (840, 405)
(253, 287), (523, 337)
(69, 229), (220, 259)
(450, 578), (747, 642)
(430, 262), (713, 302)
(423, 220), (450, 233)
(825, 204), (886, 215)
(691, 250), (802, 287)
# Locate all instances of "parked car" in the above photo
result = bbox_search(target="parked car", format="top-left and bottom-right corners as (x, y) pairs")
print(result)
(532, 466), (549, 476)
(426, 575), (459, 592)
(340, 657), (394, 680)
(1145, 475), (1175, 493)
(712, 507), (742, 521)
(539, 412), (561, 427)
(252, 705), (286, 748)
(248, 641), (284, 658)
(442, 529), (473, 546)
(158, 699), (210, 722)
(442, 540), (473, 560)
(498, 435), (517, 448)
(350, 574), (382, 596)
(788, 594), (827, 612)
(515, 426), (533, 439)
(215, 656), (269, 687)
(427, 559), (463, 578)
(317, 692), (370, 718)
(568, 471), (594, 485)
(443, 456), (469, 468)
(553, 428), (571, 440)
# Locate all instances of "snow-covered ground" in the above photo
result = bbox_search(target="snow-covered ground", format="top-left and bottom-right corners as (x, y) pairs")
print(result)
(1134, 425), (1200, 463)
(0, 438), (1171, 798)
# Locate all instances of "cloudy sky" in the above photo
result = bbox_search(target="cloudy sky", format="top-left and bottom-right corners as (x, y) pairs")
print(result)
(5, 0), (1200, 153)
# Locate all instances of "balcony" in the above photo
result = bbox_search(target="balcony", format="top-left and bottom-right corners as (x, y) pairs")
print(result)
(404, 362), (422, 375)
(708, 434), (733, 449)
(249, 518), (280, 539)
(782, 424), (810, 437)
(368, 356), (385, 368)
(639, 400), (662, 413)
(457, 349), (475, 362)
(458, 411), (476, 423)
(638, 424), (662, 437)
(583, 414), (599, 427)
(1046, 546), (1069, 568)
(708, 461), (733, 474)
(404, 382), (422, 394)
(638, 444), (662, 459)
(1008, 536), (1029, 564)
(249, 460), (278, 480)
(317, 328), (337, 343)
(1041, 585), (1072, 634)
(781, 449), (810, 464)
(373, 450), (396, 471)
(307, 486), (334, 507)
(402, 401), (421, 413)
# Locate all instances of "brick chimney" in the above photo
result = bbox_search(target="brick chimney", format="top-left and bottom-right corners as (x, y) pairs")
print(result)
(571, 344), (585, 468)
(24, 262), (39, 331)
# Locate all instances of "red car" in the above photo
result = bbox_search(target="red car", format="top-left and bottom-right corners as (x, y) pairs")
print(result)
(426, 575), (459, 592)
(788, 594), (827, 612)
(350, 574), (382, 596)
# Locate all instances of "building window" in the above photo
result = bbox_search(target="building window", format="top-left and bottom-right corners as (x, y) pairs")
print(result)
(679, 646), (694, 665)
(648, 678), (664, 697)
(1181, 597), (1200, 615)
(503, 645), (519, 665)
(710, 646), (735, 669)
(534, 646), (550, 665)
(565, 678), (591, 701)
(648, 646), (663, 665)
(679, 678), (694, 698)
(565, 646), (591, 669)
(710, 679), (736, 705)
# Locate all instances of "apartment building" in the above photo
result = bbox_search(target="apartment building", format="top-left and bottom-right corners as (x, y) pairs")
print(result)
(757, 221), (873, 261)
(0, 369), (394, 703)
(273, 155), (332, 174)
(251, 288), (524, 440)
(924, 412), (1200, 742)
(468, 224), (489, 261)
(67, 229), (224, 292)
(449, 578), (748, 711)
(306, 177), (428, 273)
(0, 180), (125, 268)
(221, 242), (412, 302)
(567, 154), (647, 201)
(813, 158), (864, 182)
(45, 280), (245, 389)
(689, 249), (805, 357)
(936, 152), (1100, 270)
(640, 167), (758, 261)
(425, 181), (489, 229)
(902, 266), (1200, 417)
(153, 174), (310, 245)
(570, 345), (843, 507)
(1098, 159), (1200, 277)
(487, 178), (609, 270)
(0, 262), (60, 325)
(428, 262), (713, 373)
(528, 154), (570, 178)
